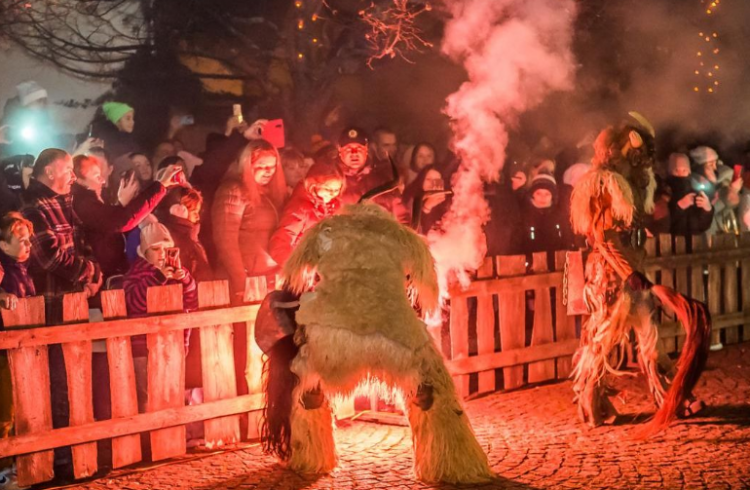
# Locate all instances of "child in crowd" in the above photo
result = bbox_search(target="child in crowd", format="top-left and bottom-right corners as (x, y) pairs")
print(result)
(0, 212), (36, 490)
(123, 222), (197, 412)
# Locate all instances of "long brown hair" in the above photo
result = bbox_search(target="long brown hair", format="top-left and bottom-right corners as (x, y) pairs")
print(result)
(235, 139), (287, 209)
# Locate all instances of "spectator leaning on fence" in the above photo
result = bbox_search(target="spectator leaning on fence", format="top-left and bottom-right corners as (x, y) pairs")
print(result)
(21, 148), (102, 323)
(0, 211), (35, 485)
(123, 222), (198, 412)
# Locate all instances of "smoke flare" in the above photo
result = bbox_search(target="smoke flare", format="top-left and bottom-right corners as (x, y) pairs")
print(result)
(430, 0), (578, 291)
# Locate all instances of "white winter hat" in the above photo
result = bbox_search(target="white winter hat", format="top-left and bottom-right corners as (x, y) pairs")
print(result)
(137, 223), (174, 258)
(689, 146), (720, 166)
(16, 80), (48, 107)
(563, 162), (591, 187)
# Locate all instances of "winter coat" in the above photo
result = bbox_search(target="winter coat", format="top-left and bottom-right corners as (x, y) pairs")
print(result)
(0, 250), (35, 330)
(95, 121), (140, 163)
(339, 160), (409, 224)
(520, 202), (574, 254)
(485, 182), (524, 256)
(21, 180), (99, 309)
(696, 164), (739, 234)
(123, 257), (198, 357)
(72, 182), (167, 278)
(269, 184), (341, 267)
(211, 179), (280, 298)
(159, 213), (212, 282)
(666, 176), (714, 237)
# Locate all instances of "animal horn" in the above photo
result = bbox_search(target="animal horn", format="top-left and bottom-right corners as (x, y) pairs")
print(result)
(628, 111), (656, 138)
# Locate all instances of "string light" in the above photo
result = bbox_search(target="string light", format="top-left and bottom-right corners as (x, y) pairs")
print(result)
(295, 1), (302, 8)
(297, 19), (304, 30)
(694, 0), (722, 94)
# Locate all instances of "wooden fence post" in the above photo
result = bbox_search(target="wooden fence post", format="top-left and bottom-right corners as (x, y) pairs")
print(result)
(658, 234), (677, 354)
(741, 233), (750, 343)
(554, 251), (578, 379)
(1, 296), (54, 487)
(146, 284), (187, 461)
(718, 234), (739, 345)
(61, 293), (98, 479)
(706, 236), (723, 348)
(674, 236), (689, 351)
(475, 257), (496, 395)
(528, 253), (555, 383)
(198, 281), (240, 447)
(449, 293), (470, 399)
(101, 290), (142, 469)
(243, 277), (268, 439)
(496, 255), (527, 390)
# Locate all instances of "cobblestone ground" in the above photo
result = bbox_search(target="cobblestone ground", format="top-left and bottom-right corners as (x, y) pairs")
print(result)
(63, 343), (750, 490)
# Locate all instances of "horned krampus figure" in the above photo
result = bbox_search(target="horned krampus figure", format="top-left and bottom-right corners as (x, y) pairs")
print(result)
(570, 114), (712, 433)
(256, 203), (492, 484)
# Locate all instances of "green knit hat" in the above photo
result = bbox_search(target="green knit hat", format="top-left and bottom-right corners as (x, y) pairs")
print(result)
(102, 101), (134, 124)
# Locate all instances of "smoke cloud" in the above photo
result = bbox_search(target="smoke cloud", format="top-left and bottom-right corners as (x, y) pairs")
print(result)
(429, 0), (577, 291)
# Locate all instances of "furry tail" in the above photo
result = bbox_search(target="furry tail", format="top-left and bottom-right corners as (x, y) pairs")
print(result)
(641, 285), (712, 436)
(261, 335), (299, 459)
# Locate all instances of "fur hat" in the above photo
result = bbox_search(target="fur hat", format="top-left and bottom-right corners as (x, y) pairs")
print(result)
(689, 146), (720, 166)
(528, 172), (557, 197)
(103, 102), (134, 125)
(16, 81), (48, 107)
(137, 223), (174, 258)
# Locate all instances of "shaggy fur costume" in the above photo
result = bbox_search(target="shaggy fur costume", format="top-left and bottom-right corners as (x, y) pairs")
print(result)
(261, 204), (492, 484)
(570, 123), (711, 434)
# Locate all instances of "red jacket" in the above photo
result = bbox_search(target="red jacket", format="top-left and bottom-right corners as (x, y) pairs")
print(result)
(339, 161), (410, 224)
(269, 185), (341, 267)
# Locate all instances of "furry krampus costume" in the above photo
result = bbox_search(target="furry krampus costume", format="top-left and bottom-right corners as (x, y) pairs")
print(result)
(257, 203), (492, 484)
(570, 116), (711, 434)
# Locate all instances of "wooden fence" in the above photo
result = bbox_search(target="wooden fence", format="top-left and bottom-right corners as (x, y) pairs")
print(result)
(0, 281), (265, 487)
(3, 233), (750, 485)
(444, 233), (750, 398)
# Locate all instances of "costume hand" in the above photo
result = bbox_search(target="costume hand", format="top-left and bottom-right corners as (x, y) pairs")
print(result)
(695, 191), (712, 211)
(157, 164), (182, 188)
(118, 173), (139, 206)
(243, 119), (268, 141)
(0, 292), (19, 310)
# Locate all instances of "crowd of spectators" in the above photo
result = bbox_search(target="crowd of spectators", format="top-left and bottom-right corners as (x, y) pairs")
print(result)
(1, 80), (750, 486)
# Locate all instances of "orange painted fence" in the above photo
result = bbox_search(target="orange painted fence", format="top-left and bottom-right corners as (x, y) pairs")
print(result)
(0, 281), (265, 487)
(444, 233), (750, 399)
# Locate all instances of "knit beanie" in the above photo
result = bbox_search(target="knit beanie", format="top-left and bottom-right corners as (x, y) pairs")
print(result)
(137, 223), (174, 259)
(689, 146), (720, 166)
(16, 81), (48, 107)
(528, 172), (558, 198)
(103, 102), (134, 125)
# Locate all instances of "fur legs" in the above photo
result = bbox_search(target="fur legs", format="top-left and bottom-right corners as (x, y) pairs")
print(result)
(406, 342), (493, 484)
(288, 384), (338, 474)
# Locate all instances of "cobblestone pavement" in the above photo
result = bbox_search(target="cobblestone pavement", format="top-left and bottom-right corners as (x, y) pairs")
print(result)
(62, 344), (750, 490)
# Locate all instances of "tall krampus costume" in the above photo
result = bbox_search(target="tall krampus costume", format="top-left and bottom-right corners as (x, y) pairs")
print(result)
(256, 203), (492, 484)
(570, 115), (712, 433)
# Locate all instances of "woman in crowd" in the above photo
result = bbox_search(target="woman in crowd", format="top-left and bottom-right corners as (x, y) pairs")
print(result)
(72, 154), (180, 279)
(689, 145), (741, 234)
(280, 147), (313, 195)
(269, 161), (345, 267)
(403, 142), (436, 185)
(402, 164), (450, 235)
(211, 139), (287, 303)
(97, 101), (139, 167)
(128, 152), (155, 190)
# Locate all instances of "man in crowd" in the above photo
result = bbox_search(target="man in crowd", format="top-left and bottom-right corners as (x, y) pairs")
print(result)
(370, 127), (399, 174)
(21, 148), (102, 479)
(336, 127), (409, 223)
